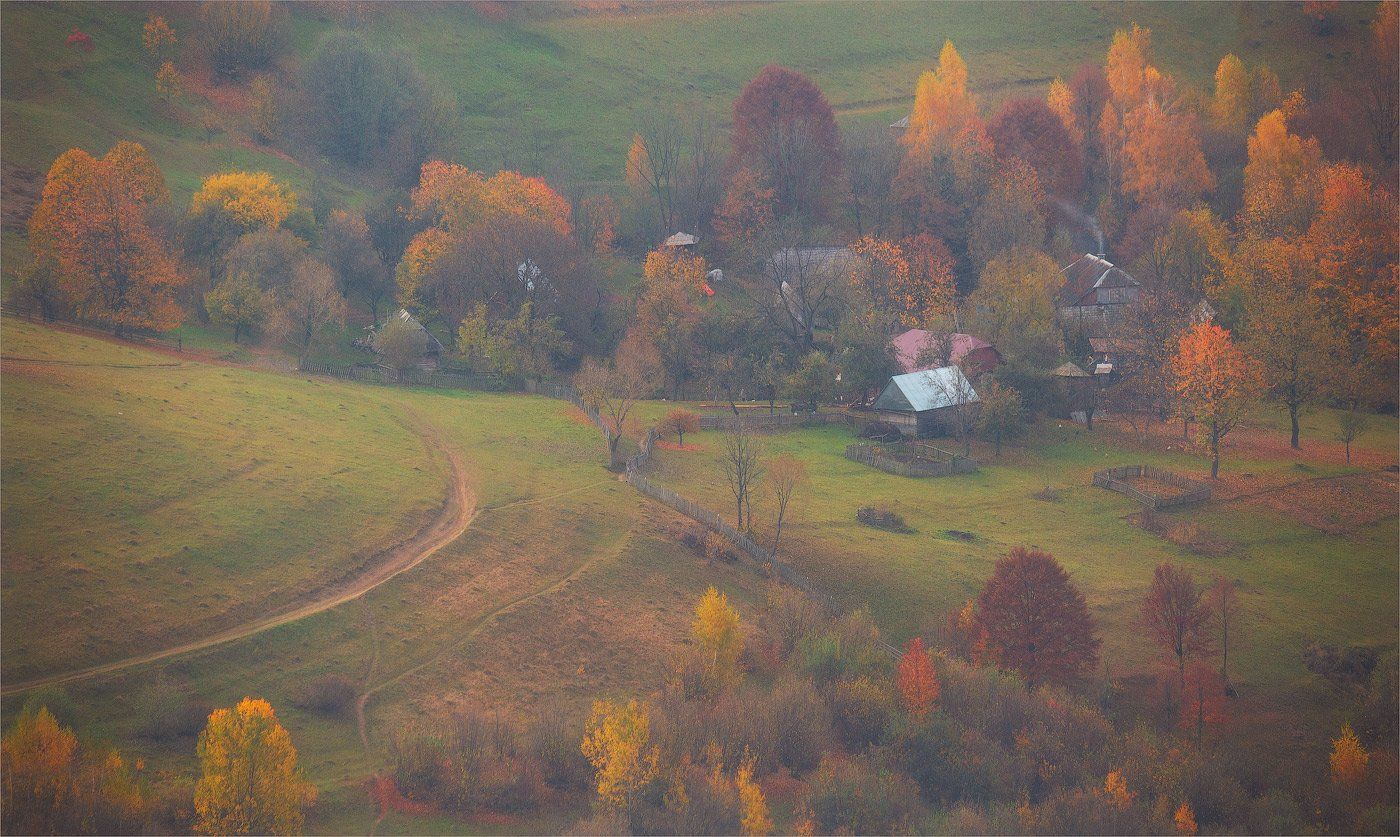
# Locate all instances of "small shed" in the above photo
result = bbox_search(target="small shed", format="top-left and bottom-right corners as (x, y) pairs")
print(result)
(663, 232), (699, 248)
(1051, 361), (1094, 420)
(872, 366), (980, 437)
(378, 309), (445, 370)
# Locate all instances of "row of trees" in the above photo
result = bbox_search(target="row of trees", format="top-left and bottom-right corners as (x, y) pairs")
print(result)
(2, 697), (314, 835)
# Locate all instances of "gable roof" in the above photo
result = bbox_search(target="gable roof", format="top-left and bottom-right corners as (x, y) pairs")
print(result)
(385, 309), (445, 354)
(891, 329), (996, 374)
(1060, 254), (1139, 307)
(664, 232), (699, 247)
(769, 246), (856, 278)
(1052, 361), (1091, 378)
(873, 366), (980, 412)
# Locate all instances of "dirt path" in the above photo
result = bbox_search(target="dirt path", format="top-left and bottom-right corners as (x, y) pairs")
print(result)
(1, 417), (478, 697)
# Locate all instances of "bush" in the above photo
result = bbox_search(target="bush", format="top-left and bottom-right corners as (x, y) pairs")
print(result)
(752, 677), (834, 774)
(858, 420), (903, 442)
(293, 673), (358, 716)
(1302, 642), (1378, 691)
(802, 754), (920, 835)
(526, 705), (592, 792)
(133, 675), (209, 740)
(856, 505), (910, 533)
(703, 531), (736, 563)
(829, 676), (894, 751)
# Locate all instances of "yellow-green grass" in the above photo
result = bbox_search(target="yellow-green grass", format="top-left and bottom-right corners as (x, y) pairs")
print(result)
(1, 321), (770, 833)
(641, 409), (1398, 719)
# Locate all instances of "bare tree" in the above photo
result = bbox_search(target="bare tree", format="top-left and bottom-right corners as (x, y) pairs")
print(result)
(574, 334), (662, 468)
(720, 422), (764, 531)
(630, 115), (683, 235)
(273, 258), (347, 355)
(843, 123), (901, 238)
(1211, 575), (1239, 692)
(746, 219), (849, 354)
(927, 363), (980, 458)
(766, 453), (807, 558)
(677, 114), (722, 233)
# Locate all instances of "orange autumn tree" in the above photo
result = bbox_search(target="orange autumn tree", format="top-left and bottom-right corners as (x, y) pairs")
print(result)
(1329, 723), (1369, 790)
(1211, 54), (1249, 132)
(1241, 108), (1323, 238)
(1121, 100), (1214, 211)
(28, 143), (184, 335)
(895, 636), (940, 719)
(194, 698), (315, 836)
(581, 699), (660, 813)
(637, 246), (708, 396)
(1170, 322), (1263, 479)
(903, 41), (983, 159)
(408, 161), (572, 237)
(714, 167), (775, 257)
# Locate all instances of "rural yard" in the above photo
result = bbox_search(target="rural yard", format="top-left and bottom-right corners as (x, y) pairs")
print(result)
(1, 1), (1396, 835)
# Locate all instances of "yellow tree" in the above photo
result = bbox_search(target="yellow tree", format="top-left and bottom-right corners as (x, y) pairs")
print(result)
(1211, 54), (1249, 131)
(692, 586), (743, 691)
(155, 60), (185, 102)
(736, 755), (772, 836)
(191, 171), (296, 230)
(636, 247), (707, 396)
(1121, 100), (1215, 210)
(1171, 322), (1264, 478)
(195, 698), (316, 835)
(28, 144), (184, 334)
(142, 14), (176, 62)
(580, 699), (660, 813)
(1106, 24), (1153, 109)
(1329, 723), (1369, 790)
(1241, 109), (1323, 237)
(1, 706), (77, 833)
(1046, 76), (1083, 146)
(1174, 802), (1198, 835)
(407, 161), (572, 237)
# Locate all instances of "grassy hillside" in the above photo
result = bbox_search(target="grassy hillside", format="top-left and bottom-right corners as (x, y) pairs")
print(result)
(642, 409), (1398, 718)
(0, 1), (1376, 280)
(0, 319), (770, 833)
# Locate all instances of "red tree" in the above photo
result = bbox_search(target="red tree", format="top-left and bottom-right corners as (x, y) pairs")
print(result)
(1140, 563), (1213, 695)
(988, 97), (1084, 198)
(975, 547), (1100, 686)
(1179, 662), (1229, 744)
(895, 637), (940, 718)
(730, 64), (843, 221)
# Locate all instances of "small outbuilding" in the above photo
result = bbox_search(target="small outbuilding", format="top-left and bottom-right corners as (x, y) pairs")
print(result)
(663, 232), (699, 248)
(376, 309), (445, 371)
(871, 366), (980, 437)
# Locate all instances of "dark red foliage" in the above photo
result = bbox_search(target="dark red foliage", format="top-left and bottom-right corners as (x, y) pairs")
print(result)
(730, 64), (843, 221)
(66, 28), (94, 52)
(975, 547), (1100, 686)
(988, 98), (1084, 198)
(1140, 562), (1213, 688)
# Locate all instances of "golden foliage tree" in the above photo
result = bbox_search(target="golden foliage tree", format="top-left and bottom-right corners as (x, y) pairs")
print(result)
(1105, 24), (1153, 109)
(1211, 54), (1249, 131)
(191, 171), (296, 231)
(1171, 322), (1263, 478)
(1046, 76), (1084, 147)
(581, 699), (660, 812)
(736, 755), (772, 836)
(1241, 109), (1323, 237)
(1329, 723), (1369, 790)
(1174, 801), (1198, 835)
(142, 14), (176, 62)
(895, 636), (940, 719)
(155, 61), (184, 102)
(408, 160), (572, 238)
(28, 144), (184, 334)
(904, 41), (982, 158)
(194, 698), (316, 836)
(1121, 101), (1214, 210)
(692, 586), (743, 691)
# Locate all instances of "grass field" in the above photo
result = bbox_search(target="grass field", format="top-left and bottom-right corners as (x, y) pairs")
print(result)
(642, 406), (1398, 726)
(0, 319), (770, 833)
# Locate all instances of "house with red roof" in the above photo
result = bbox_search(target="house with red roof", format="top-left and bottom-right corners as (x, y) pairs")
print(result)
(890, 328), (1001, 377)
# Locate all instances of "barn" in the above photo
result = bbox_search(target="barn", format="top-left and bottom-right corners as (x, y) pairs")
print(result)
(871, 366), (981, 437)
(890, 328), (1001, 376)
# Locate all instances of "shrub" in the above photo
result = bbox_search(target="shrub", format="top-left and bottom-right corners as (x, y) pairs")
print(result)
(829, 676), (894, 751)
(856, 505), (910, 532)
(527, 703), (592, 792)
(293, 673), (358, 716)
(752, 677), (833, 774)
(372, 314), (429, 373)
(1303, 642), (1379, 691)
(133, 675), (208, 740)
(703, 531), (736, 563)
(802, 754), (920, 835)
(858, 420), (903, 442)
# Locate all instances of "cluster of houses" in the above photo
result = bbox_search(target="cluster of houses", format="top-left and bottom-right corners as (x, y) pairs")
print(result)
(366, 227), (1150, 438)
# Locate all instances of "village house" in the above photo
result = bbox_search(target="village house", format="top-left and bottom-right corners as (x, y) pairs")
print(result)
(1059, 253), (1140, 326)
(871, 365), (981, 437)
(890, 328), (1001, 377)
(375, 309), (445, 371)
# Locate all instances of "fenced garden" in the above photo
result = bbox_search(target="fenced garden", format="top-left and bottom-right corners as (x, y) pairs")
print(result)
(1092, 464), (1212, 509)
(844, 439), (978, 478)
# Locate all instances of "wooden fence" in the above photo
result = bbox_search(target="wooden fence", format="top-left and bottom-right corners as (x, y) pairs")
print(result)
(297, 360), (508, 391)
(1092, 465), (1212, 509)
(697, 411), (841, 432)
(844, 442), (978, 478)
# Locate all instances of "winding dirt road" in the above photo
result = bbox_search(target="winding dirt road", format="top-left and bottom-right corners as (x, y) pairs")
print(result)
(1, 418), (477, 697)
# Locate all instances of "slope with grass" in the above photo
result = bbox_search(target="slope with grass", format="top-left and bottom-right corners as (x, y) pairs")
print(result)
(0, 318), (770, 833)
(641, 409), (1398, 717)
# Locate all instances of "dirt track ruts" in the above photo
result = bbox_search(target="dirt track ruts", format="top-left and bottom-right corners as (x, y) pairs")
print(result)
(1, 416), (477, 697)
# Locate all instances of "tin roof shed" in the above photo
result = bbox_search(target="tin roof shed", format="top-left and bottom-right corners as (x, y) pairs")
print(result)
(872, 367), (980, 413)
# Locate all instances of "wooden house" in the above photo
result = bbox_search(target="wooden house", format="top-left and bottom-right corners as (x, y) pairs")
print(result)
(377, 309), (445, 371)
(871, 366), (980, 437)
(1060, 254), (1140, 326)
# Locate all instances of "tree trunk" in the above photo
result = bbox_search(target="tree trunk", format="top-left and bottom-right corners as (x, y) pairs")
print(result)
(1209, 422), (1221, 479)
(735, 494), (743, 530)
(1288, 401), (1301, 450)
(1345, 440), (1352, 464)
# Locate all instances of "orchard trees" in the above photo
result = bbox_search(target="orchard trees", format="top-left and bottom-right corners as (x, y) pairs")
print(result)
(28, 144), (184, 335)
(1141, 563), (1213, 695)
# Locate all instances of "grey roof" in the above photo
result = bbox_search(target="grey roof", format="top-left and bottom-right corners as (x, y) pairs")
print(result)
(664, 232), (699, 247)
(873, 366), (980, 412)
(890, 115), (910, 130)
(1060, 253), (1139, 307)
(387, 309), (445, 354)
(1052, 361), (1091, 378)
(769, 246), (857, 277)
